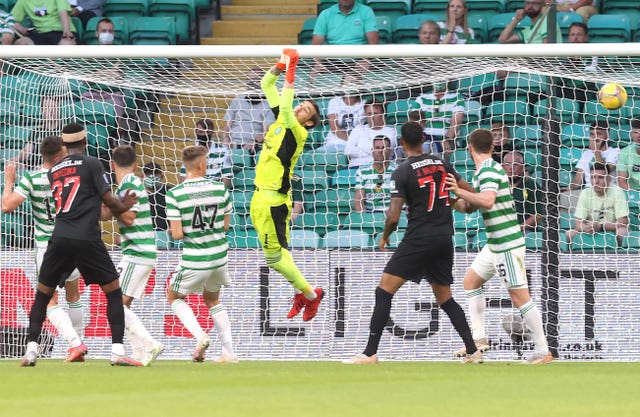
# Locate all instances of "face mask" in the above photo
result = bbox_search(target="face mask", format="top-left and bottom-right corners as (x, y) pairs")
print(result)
(144, 176), (161, 189)
(98, 32), (115, 45)
(196, 134), (209, 146)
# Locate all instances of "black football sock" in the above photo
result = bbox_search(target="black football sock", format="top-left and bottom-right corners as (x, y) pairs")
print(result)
(363, 287), (393, 357)
(28, 290), (53, 343)
(441, 297), (477, 355)
(105, 287), (125, 344)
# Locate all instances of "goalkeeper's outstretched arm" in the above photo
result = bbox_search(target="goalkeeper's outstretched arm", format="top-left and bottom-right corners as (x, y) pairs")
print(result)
(260, 56), (286, 109)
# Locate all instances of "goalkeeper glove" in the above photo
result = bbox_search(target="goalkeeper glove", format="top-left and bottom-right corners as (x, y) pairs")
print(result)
(275, 53), (287, 71)
(283, 48), (299, 84)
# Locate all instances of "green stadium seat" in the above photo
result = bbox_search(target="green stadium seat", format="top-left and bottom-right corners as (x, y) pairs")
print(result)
(130, 16), (177, 45)
(148, 0), (196, 43)
(533, 98), (580, 123)
(412, 0), (448, 18)
(561, 123), (590, 148)
(558, 169), (573, 189)
(367, 1), (411, 24)
(299, 151), (348, 174)
(453, 233), (470, 250)
(343, 211), (386, 235)
(71, 16), (84, 41)
(582, 100), (624, 123)
(155, 230), (172, 250)
(525, 231), (543, 251)
(331, 168), (358, 189)
(231, 190), (253, 215)
(386, 99), (413, 125)
(559, 146), (582, 171)
(0, 125), (32, 149)
(230, 213), (247, 231)
(228, 229), (260, 249)
(556, 12), (583, 41)
(503, 73), (546, 100)
(103, 0), (148, 21)
(504, 0), (520, 12)
(488, 13), (531, 43)
(229, 148), (252, 172)
(292, 211), (340, 236)
(300, 168), (328, 191)
(323, 230), (375, 249)
(559, 211), (574, 230)
(626, 190), (640, 210)
(84, 15), (130, 45)
(85, 123), (111, 159)
(392, 14), (441, 43)
(231, 169), (256, 191)
(467, 13), (489, 43)
(289, 229), (322, 249)
(457, 72), (497, 96)
(312, 188), (352, 215)
(375, 231), (404, 249)
(74, 100), (117, 125)
(486, 100), (529, 124)
(450, 149), (473, 170)
(375, 15), (393, 44)
(513, 124), (542, 149)
(622, 231), (640, 252)
(587, 14), (631, 43)
(298, 17), (316, 45)
(465, 100), (482, 124)
(571, 232), (619, 253)
(469, 231), (487, 250)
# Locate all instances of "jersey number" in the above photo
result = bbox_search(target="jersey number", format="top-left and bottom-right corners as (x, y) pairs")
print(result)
(51, 176), (81, 215)
(417, 175), (449, 212)
(43, 197), (55, 222)
(192, 204), (218, 231)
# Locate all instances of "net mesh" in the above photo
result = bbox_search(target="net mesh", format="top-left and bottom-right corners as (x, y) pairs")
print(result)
(1, 48), (639, 361)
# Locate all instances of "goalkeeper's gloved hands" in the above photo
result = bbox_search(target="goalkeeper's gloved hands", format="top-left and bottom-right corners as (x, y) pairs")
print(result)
(283, 48), (299, 84)
(275, 53), (287, 71)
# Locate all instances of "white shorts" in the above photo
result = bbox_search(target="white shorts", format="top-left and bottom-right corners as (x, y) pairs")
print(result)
(470, 245), (528, 289)
(117, 260), (154, 300)
(169, 265), (230, 296)
(36, 245), (81, 282)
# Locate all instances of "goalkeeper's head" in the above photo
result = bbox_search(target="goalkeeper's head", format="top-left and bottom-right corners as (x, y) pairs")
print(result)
(294, 99), (321, 129)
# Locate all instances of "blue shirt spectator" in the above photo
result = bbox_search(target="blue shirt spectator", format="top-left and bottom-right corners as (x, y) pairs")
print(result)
(312, 0), (378, 45)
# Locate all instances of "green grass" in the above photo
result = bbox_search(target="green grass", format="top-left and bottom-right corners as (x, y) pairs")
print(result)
(0, 360), (638, 417)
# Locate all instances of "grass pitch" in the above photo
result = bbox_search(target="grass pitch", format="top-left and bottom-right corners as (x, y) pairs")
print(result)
(0, 360), (638, 417)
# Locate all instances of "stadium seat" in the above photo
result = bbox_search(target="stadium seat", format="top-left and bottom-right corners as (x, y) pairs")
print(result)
(155, 230), (172, 250)
(367, 1), (411, 24)
(289, 229), (322, 249)
(386, 99), (413, 125)
(84, 15), (129, 45)
(375, 15), (393, 44)
(375, 230), (404, 249)
(230, 213), (248, 231)
(503, 73), (546, 100)
(525, 231), (543, 251)
(622, 231), (640, 252)
(412, 0), (448, 18)
(103, 0), (149, 21)
(626, 190), (640, 210)
(537, 98), (581, 123)
(231, 190), (253, 215)
(85, 123), (111, 159)
(343, 211), (386, 235)
(556, 12), (583, 41)
(465, 100), (482, 123)
(74, 100), (117, 125)
(560, 123), (590, 148)
(313, 188), (352, 215)
(466, 0), (506, 21)
(570, 232), (619, 253)
(559, 211), (574, 230)
(331, 168), (358, 188)
(486, 100), (529, 124)
(292, 211), (340, 236)
(298, 17), (316, 45)
(231, 169), (256, 191)
(0, 125), (32, 150)
(130, 16), (177, 45)
(456, 72), (497, 96)
(393, 14), (441, 43)
(558, 169), (573, 189)
(299, 150), (348, 174)
(228, 229), (260, 249)
(300, 168), (328, 192)
(467, 12), (489, 43)
(148, 0), (196, 43)
(453, 233), (470, 250)
(469, 231), (487, 250)
(323, 230), (375, 249)
(513, 124), (542, 149)
(488, 13), (531, 43)
(559, 146), (582, 171)
(504, 0), (521, 12)
(229, 148), (251, 172)
(582, 100), (624, 123)
(587, 14), (631, 43)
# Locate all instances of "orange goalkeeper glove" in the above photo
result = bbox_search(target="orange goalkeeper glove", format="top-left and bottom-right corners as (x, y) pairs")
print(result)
(275, 53), (286, 71)
(283, 48), (299, 84)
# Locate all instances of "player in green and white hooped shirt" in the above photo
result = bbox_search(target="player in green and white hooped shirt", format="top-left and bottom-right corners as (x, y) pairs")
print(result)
(103, 145), (163, 366)
(165, 145), (237, 363)
(1, 136), (85, 353)
(446, 129), (552, 364)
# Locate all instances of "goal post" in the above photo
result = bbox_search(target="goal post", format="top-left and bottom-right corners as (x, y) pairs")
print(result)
(1, 44), (639, 361)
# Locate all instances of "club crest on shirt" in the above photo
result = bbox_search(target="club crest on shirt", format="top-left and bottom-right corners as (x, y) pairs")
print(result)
(275, 127), (282, 135)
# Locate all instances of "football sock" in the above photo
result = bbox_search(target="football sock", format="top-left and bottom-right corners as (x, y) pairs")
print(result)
(124, 306), (155, 349)
(172, 299), (205, 339)
(125, 327), (146, 361)
(112, 343), (125, 357)
(210, 304), (235, 357)
(46, 305), (81, 347)
(26, 341), (38, 354)
(441, 297), (477, 355)
(67, 301), (84, 338)
(363, 287), (393, 357)
(105, 288), (125, 344)
(519, 300), (549, 355)
(28, 290), (52, 343)
(267, 248), (314, 297)
(466, 287), (486, 340)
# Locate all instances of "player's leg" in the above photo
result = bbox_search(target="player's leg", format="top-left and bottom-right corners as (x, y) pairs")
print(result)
(168, 268), (209, 362)
(250, 194), (323, 320)
(501, 248), (551, 364)
(461, 246), (495, 349)
(21, 282), (56, 367)
(118, 261), (163, 365)
(203, 267), (237, 363)
(64, 270), (84, 338)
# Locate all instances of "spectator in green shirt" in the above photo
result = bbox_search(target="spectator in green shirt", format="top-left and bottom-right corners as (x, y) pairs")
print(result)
(498, 0), (562, 44)
(617, 120), (640, 191)
(11, 0), (77, 44)
(312, 0), (378, 45)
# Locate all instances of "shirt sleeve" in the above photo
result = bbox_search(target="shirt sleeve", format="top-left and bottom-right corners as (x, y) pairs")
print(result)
(312, 10), (328, 36)
(261, 70), (281, 109)
(118, 182), (142, 213)
(574, 189), (590, 220)
(616, 149), (630, 173)
(165, 189), (180, 221)
(222, 189), (233, 215)
(362, 7), (378, 33)
(14, 173), (32, 200)
(390, 165), (405, 199)
(612, 187), (630, 219)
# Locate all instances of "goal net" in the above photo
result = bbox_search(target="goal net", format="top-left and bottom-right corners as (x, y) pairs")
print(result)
(1, 44), (639, 361)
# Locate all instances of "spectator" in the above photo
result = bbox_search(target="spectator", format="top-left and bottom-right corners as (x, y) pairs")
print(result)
(498, 0), (562, 44)
(69, 0), (104, 30)
(223, 67), (275, 155)
(556, 0), (597, 23)
(557, 22), (598, 102)
(503, 150), (545, 232)
(345, 100), (397, 169)
(354, 135), (396, 213)
(312, 0), (378, 45)
(617, 120), (640, 191)
(317, 90), (365, 153)
(560, 120), (620, 211)
(439, 0), (475, 44)
(1, 8), (32, 45)
(565, 162), (629, 246)
(11, 0), (78, 45)
(94, 16), (114, 44)
(409, 80), (464, 161)
(418, 19), (441, 45)
(142, 162), (169, 231)
(182, 118), (233, 188)
(491, 121), (514, 163)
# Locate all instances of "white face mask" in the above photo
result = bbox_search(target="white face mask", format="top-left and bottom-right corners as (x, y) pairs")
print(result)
(98, 32), (114, 44)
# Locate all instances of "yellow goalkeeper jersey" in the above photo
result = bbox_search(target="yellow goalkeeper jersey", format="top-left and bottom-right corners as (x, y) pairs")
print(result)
(254, 72), (308, 194)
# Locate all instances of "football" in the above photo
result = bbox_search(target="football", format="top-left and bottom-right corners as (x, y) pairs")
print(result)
(598, 82), (628, 110)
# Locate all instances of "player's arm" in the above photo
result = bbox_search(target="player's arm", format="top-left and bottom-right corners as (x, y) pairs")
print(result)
(102, 189), (136, 216)
(280, 49), (301, 129)
(169, 219), (184, 240)
(354, 188), (365, 212)
(1, 164), (27, 213)
(445, 173), (496, 209)
(261, 54), (287, 109)
(379, 197), (403, 250)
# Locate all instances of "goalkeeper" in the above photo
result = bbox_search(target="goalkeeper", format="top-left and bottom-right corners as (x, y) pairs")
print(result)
(249, 48), (324, 321)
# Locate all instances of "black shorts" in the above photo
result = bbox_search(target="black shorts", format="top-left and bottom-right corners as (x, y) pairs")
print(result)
(39, 237), (119, 288)
(29, 31), (78, 45)
(384, 235), (454, 285)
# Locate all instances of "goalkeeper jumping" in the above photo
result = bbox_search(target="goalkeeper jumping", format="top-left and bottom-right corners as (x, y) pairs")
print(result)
(249, 48), (324, 321)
